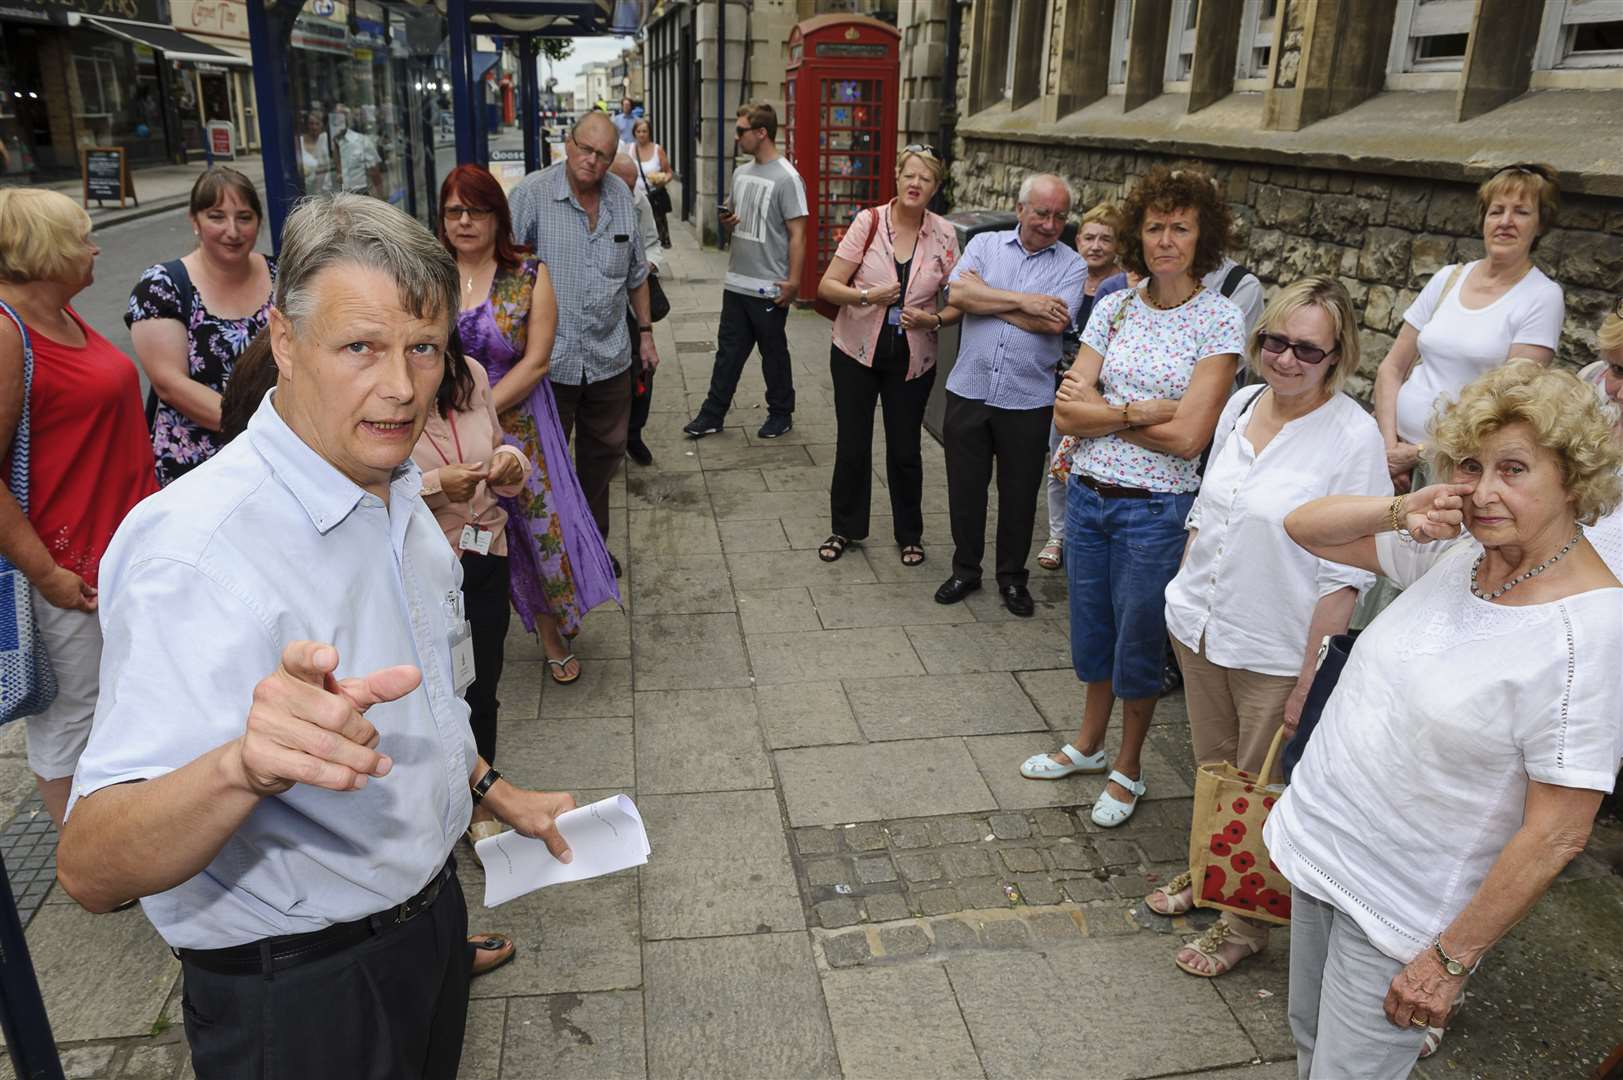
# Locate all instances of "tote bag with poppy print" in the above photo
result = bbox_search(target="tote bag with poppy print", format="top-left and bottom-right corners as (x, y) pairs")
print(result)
(1187, 726), (1291, 926)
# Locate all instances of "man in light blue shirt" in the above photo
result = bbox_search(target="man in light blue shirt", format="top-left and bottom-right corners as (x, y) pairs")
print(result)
(937, 174), (1085, 617)
(58, 195), (575, 1080)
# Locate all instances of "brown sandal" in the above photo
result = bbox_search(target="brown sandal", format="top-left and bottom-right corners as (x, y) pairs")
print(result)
(1144, 870), (1195, 916)
(470, 934), (516, 978)
(1173, 919), (1265, 978)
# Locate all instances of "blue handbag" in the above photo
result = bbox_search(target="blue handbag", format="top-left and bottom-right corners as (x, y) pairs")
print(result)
(0, 299), (58, 724)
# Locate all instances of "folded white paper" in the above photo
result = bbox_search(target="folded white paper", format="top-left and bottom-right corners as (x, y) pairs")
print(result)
(475, 794), (651, 907)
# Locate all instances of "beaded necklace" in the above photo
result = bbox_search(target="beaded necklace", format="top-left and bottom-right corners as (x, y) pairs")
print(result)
(1469, 527), (1584, 601)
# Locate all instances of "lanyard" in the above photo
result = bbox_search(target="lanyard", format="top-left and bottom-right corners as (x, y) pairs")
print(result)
(423, 411), (465, 467)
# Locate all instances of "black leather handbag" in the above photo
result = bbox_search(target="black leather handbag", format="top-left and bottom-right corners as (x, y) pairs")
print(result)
(1282, 631), (1358, 783)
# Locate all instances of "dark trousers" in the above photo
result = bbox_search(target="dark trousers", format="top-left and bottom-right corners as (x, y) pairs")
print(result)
(461, 551), (510, 764)
(943, 390), (1052, 588)
(553, 366), (634, 539)
(829, 342), (934, 545)
(700, 290), (794, 421)
(180, 866), (471, 1080)
(626, 309), (653, 442)
(651, 205), (671, 246)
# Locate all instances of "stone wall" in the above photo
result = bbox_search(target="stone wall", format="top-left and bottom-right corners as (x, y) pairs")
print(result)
(951, 138), (1623, 395)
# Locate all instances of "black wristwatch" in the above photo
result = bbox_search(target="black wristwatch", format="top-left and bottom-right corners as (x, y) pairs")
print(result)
(638, 325), (653, 333)
(471, 766), (502, 803)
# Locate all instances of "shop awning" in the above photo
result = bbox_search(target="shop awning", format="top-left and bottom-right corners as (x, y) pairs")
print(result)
(80, 16), (252, 66)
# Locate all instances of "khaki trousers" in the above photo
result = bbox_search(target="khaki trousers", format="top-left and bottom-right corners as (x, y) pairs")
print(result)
(1170, 636), (1295, 780)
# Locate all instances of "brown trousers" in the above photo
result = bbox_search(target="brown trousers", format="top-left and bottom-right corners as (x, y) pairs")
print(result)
(551, 366), (634, 540)
(1170, 636), (1295, 780)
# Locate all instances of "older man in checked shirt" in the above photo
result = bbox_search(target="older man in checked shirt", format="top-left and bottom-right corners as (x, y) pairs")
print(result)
(935, 174), (1085, 617)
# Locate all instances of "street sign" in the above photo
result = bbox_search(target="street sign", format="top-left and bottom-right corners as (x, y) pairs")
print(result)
(81, 146), (136, 209)
(206, 121), (235, 162)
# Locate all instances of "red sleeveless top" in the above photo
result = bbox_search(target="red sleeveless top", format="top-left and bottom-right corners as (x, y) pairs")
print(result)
(9, 308), (158, 589)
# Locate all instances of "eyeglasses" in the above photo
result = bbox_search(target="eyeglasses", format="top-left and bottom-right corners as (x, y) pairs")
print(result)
(570, 141), (616, 166)
(443, 205), (494, 221)
(1258, 332), (1337, 365)
(902, 143), (938, 158)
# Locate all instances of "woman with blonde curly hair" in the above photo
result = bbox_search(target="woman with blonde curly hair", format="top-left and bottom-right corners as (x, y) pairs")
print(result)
(1579, 301), (1623, 575)
(1271, 359), (1621, 1077)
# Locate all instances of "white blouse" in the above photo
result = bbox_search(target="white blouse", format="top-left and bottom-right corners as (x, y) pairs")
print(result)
(1165, 387), (1391, 676)
(1265, 534), (1623, 964)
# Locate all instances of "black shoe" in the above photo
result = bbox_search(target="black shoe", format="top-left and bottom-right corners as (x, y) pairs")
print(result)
(756, 415), (793, 439)
(684, 414), (723, 439)
(626, 438), (653, 466)
(1160, 657), (1184, 695)
(1000, 584), (1035, 617)
(934, 576), (981, 605)
(611, 553), (623, 578)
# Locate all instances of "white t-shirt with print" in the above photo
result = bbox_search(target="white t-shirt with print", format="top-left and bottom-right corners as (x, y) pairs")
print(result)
(1073, 286), (1246, 493)
(1265, 533), (1623, 963)
(1394, 262), (1565, 444)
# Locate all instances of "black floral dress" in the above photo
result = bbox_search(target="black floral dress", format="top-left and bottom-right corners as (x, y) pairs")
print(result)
(125, 257), (277, 486)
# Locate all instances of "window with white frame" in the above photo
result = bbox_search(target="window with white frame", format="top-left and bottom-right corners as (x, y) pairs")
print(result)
(1388, 0), (1474, 74)
(1236, 0), (1279, 84)
(1166, 0), (1200, 83)
(1535, 0), (1623, 70)
(1107, 0), (1132, 87)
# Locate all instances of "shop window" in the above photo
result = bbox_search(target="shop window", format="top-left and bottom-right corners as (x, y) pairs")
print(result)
(1165, 0), (1200, 85)
(1387, 0), (1474, 82)
(1535, 0), (1623, 70)
(1236, 0), (1278, 86)
(971, 0), (1014, 110)
(1107, 0), (1132, 88)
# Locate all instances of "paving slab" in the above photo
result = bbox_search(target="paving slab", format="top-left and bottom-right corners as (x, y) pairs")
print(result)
(461, 863), (642, 998)
(631, 613), (753, 691)
(496, 659), (546, 721)
(571, 607), (632, 659)
(1013, 669), (1190, 731)
(906, 620), (1073, 674)
(717, 518), (791, 552)
(755, 682), (864, 749)
(762, 463), (845, 491)
(776, 739), (999, 827)
(711, 490), (834, 521)
(634, 689), (772, 795)
(644, 933), (840, 1080)
(698, 438), (814, 471)
(960, 572), (1070, 622)
(501, 992), (646, 1080)
(625, 471), (710, 513)
(539, 657), (634, 718)
(1209, 931), (1298, 1063)
(638, 790), (804, 939)
(810, 581), (977, 629)
(821, 964), (985, 1080)
(737, 586), (823, 634)
(628, 554), (736, 615)
(627, 508), (723, 556)
(702, 467), (767, 494)
(495, 714), (635, 792)
(947, 936), (1257, 1079)
(844, 672), (1048, 741)
(727, 548), (878, 590)
(748, 627), (924, 685)
(18, 905), (177, 1042)
(457, 998), (507, 1080)
(963, 731), (1195, 811)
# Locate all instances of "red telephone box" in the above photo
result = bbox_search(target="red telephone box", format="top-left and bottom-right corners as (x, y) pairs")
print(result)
(783, 15), (900, 306)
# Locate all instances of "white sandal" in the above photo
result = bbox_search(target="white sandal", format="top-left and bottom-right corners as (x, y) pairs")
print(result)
(1090, 769), (1146, 827)
(1019, 743), (1108, 780)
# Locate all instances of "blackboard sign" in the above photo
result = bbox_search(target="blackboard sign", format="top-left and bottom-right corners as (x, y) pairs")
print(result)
(82, 147), (136, 208)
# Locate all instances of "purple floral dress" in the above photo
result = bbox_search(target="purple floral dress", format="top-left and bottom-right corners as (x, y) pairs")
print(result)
(462, 259), (620, 636)
(125, 258), (277, 486)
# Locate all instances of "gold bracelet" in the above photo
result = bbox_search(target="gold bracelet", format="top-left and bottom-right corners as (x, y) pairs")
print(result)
(1388, 494), (1412, 539)
(1120, 403), (1133, 429)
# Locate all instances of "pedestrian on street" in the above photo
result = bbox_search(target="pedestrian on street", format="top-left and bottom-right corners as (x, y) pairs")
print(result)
(1030, 165), (1244, 828)
(611, 152), (666, 467)
(1039, 201), (1124, 573)
(629, 118), (675, 248)
(1578, 303), (1623, 576)
(1144, 277), (1390, 978)
(933, 173), (1085, 617)
(683, 102), (808, 442)
(128, 166), (276, 486)
(1270, 360), (1620, 1078)
(57, 194), (578, 1079)
(0, 187), (158, 830)
(508, 112), (660, 573)
(440, 163), (618, 685)
(815, 144), (960, 568)
(612, 96), (638, 147)
(298, 109), (336, 196)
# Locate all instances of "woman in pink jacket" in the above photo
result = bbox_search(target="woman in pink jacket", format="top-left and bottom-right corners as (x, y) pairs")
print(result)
(816, 146), (961, 567)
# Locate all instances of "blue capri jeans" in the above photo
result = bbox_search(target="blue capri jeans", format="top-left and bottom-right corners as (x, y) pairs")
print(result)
(1065, 476), (1195, 700)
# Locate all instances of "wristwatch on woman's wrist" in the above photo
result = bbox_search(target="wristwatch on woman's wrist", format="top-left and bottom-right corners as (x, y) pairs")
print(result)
(1432, 936), (1467, 976)
(860, 288), (870, 306)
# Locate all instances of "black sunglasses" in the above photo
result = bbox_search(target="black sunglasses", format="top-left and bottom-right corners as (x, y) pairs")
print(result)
(735, 125), (757, 136)
(1258, 331), (1337, 365)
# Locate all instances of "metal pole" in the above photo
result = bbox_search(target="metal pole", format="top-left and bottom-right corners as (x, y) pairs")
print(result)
(715, 0), (726, 247)
(519, 35), (539, 173)
(0, 853), (65, 1080)
(246, 0), (300, 247)
(448, 0), (475, 164)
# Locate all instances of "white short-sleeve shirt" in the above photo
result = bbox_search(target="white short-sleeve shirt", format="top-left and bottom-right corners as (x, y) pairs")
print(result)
(1165, 387), (1392, 676)
(1265, 534), (1623, 963)
(1394, 262), (1565, 444)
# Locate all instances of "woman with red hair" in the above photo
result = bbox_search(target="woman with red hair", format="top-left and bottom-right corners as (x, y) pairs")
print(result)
(437, 164), (618, 705)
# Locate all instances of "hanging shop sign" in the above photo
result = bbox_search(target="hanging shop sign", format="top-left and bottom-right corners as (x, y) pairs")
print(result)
(289, 14), (348, 54)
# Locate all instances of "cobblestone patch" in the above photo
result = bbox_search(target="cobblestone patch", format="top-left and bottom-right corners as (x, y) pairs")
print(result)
(789, 806), (1195, 929)
(1, 795), (57, 928)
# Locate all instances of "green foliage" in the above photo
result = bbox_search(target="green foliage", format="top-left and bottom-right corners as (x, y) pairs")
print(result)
(540, 38), (573, 62)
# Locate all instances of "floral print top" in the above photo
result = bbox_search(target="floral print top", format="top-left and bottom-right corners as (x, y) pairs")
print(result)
(126, 257), (277, 486)
(1072, 285), (1245, 493)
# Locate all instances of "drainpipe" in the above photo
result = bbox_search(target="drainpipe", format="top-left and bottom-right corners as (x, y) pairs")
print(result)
(715, 0), (727, 247)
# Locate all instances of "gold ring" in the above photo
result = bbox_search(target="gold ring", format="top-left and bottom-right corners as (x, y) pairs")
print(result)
(1410, 1015), (1429, 1028)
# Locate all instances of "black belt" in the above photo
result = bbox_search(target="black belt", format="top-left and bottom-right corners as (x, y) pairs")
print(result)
(1076, 473), (1153, 500)
(177, 859), (454, 977)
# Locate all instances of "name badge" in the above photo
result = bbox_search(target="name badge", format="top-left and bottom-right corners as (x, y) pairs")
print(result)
(458, 525), (494, 556)
(450, 620), (476, 695)
(885, 306), (902, 327)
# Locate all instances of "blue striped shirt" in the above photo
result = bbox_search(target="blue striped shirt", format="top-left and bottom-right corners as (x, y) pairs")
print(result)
(945, 231), (1087, 410)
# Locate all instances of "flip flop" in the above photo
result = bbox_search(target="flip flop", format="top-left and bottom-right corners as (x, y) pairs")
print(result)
(470, 934), (516, 978)
(546, 653), (581, 684)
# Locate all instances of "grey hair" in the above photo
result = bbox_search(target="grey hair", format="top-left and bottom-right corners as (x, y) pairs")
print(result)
(570, 111), (617, 145)
(275, 193), (458, 333)
(610, 153), (638, 186)
(1017, 172), (1075, 210)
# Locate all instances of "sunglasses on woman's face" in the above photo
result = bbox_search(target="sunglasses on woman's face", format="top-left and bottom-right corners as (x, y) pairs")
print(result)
(443, 205), (494, 221)
(1258, 331), (1336, 365)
